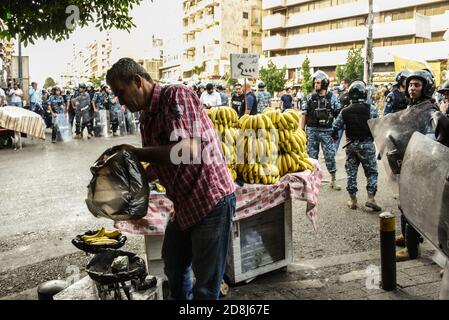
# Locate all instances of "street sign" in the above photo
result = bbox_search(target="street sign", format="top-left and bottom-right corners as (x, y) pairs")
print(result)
(230, 54), (259, 79)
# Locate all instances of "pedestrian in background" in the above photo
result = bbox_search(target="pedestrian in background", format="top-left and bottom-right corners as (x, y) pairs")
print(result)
(256, 82), (271, 114)
(280, 86), (294, 111)
(200, 83), (222, 108)
(216, 85), (228, 107)
(29, 82), (43, 116)
(8, 83), (23, 108)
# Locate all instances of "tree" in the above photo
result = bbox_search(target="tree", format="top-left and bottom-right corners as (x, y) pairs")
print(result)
(335, 48), (364, 83)
(259, 61), (287, 96)
(0, 0), (143, 45)
(300, 57), (313, 95)
(223, 73), (238, 87)
(44, 77), (56, 88)
(89, 75), (104, 88)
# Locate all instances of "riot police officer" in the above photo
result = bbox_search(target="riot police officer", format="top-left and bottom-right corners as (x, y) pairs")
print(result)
(383, 70), (411, 115)
(332, 81), (381, 211)
(72, 83), (92, 139)
(301, 70), (342, 190)
(108, 91), (121, 136)
(47, 87), (66, 143)
(92, 84), (110, 137)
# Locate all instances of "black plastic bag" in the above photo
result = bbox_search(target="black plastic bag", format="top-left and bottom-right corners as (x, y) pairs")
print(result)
(85, 149), (149, 221)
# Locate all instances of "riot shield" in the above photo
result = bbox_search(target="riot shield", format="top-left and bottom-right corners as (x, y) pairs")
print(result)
(54, 114), (71, 142)
(368, 100), (437, 181)
(399, 132), (449, 258)
(98, 110), (110, 138)
(118, 110), (128, 136)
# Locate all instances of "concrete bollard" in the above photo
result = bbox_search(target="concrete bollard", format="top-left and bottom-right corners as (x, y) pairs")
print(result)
(379, 212), (397, 291)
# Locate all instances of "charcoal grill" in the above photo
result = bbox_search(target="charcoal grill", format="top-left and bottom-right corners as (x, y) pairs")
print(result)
(86, 249), (147, 300)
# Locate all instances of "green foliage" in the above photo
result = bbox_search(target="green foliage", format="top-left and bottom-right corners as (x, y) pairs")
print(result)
(301, 57), (313, 95)
(259, 61), (287, 96)
(44, 77), (56, 88)
(336, 48), (364, 83)
(223, 73), (238, 87)
(0, 0), (142, 46)
(89, 75), (104, 88)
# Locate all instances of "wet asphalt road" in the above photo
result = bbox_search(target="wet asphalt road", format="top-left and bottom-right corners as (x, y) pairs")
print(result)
(0, 130), (399, 298)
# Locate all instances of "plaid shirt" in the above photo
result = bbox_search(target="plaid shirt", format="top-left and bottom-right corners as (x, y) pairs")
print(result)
(140, 83), (235, 230)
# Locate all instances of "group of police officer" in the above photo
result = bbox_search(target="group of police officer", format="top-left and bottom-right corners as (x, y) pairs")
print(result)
(41, 83), (126, 143)
(300, 68), (449, 263)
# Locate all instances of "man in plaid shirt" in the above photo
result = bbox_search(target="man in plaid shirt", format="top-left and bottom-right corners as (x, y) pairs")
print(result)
(106, 58), (236, 300)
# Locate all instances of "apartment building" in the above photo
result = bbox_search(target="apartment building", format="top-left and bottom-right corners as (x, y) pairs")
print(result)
(182, 0), (263, 80)
(160, 36), (183, 83)
(0, 37), (15, 86)
(62, 36), (112, 87)
(138, 58), (163, 81)
(262, 0), (449, 82)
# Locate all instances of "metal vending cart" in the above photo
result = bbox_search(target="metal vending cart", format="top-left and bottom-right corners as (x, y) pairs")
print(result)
(115, 161), (323, 285)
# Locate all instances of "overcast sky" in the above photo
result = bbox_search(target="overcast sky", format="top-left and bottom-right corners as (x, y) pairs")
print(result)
(22, 0), (182, 85)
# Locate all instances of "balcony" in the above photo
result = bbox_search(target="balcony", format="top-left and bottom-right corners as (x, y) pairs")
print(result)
(262, 0), (286, 10)
(197, 0), (218, 11)
(262, 35), (286, 51)
(262, 14), (286, 31)
(185, 38), (196, 50)
(203, 15), (215, 27)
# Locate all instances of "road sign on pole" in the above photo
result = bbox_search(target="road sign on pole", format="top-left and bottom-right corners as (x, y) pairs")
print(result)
(230, 54), (259, 79)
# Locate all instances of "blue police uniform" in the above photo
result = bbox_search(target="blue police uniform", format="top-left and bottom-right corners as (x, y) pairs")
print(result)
(383, 89), (408, 115)
(302, 91), (340, 174)
(48, 95), (66, 142)
(73, 92), (92, 136)
(333, 103), (379, 196)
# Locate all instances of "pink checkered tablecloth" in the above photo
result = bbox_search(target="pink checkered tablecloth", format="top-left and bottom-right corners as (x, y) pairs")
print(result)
(115, 159), (323, 235)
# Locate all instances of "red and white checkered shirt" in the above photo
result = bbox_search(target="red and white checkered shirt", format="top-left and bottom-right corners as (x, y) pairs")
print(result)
(140, 83), (235, 230)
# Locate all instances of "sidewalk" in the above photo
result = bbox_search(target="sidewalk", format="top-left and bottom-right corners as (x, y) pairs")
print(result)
(224, 246), (444, 300)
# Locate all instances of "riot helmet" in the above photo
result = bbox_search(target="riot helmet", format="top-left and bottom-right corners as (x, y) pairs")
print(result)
(258, 82), (266, 89)
(395, 70), (411, 87)
(312, 70), (330, 90)
(405, 69), (435, 99)
(348, 80), (368, 102)
(437, 80), (449, 95)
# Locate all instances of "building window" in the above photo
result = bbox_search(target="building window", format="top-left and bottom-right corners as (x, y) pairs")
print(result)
(243, 30), (249, 37)
(242, 48), (249, 53)
(243, 12), (249, 19)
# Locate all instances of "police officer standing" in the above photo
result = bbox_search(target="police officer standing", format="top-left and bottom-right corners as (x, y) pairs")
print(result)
(47, 86), (66, 143)
(72, 83), (92, 139)
(301, 70), (342, 190)
(92, 84), (110, 137)
(332, 81), (381, 211)
(383, 70), (411, 116)
(256, 82), (272, 114)
(437, 80), (449, 115)
(389, 70), (443, 261)
(108, 90), (121, 136)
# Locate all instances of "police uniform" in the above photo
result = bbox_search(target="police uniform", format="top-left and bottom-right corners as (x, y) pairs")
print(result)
(48, 95), (66, 142)
(92, 91), (109, 136)
(333, 100), (380, 208)
(302, 91), (340, 174)
(383, 88), (409, 115)
(109, 93), (121, 134)
(73, 92), (92, 137)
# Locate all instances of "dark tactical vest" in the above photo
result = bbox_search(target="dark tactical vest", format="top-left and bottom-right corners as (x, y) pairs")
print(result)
(307, 92), (334, 128)
(390, 89), (409, 113)
(341, 102), (372, 141)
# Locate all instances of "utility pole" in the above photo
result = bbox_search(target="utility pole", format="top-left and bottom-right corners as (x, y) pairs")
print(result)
(18, 34), (23, 86)
(364, 0), (374, 86)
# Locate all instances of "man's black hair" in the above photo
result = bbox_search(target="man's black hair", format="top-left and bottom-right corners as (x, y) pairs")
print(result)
(106, 57), (153, 85)
(206, 83), (214, 91)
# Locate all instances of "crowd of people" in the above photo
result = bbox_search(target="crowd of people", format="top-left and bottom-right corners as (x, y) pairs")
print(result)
(1, 80), (140, 143)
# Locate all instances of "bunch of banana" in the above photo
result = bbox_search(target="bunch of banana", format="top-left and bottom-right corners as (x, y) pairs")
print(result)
(237, 135), (278, 164)
(208, 107), (239, 128)
(237, 163), (280, 185)
(278, 130), (305, 154)
(263, 108), (282, 128)
(278, 153), (314, 176)
(221, 141), (237, 164)
(81, 228), (121, 245)
(239, 114), (275, 131)
(277, 110), (300, 131)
